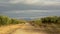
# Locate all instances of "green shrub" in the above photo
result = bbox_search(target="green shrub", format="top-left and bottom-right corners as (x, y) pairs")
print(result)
(30, 16), (60, 26)
(34, 19), (42, 26)
(41, 16), (60, 24)
(0, 15), (26, 26)
(0, 16), (11, 25)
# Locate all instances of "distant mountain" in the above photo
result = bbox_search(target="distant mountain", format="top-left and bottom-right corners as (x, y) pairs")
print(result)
(19, 18), (32, 20)
(23, 18), (32, 20)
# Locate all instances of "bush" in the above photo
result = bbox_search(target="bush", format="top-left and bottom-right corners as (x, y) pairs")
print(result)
(0, 15), (26, 26)
(41, 16), (60, 24)
(30, 16), (60, 26)
(0, 16), (11, 25)
(29, 19), (42, 26)
(34, 19), (42, 26)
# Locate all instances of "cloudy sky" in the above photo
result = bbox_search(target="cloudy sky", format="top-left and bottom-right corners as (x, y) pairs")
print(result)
(0, 0), (60, 19)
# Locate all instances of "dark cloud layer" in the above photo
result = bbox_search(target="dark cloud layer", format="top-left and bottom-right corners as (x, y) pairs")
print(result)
(0, 0), (60, 19)
(1, 10), (60, 19)
(0, 3), (60, 12)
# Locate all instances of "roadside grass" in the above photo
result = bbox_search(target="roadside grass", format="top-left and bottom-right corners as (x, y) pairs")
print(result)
(40, 23), (60, 34)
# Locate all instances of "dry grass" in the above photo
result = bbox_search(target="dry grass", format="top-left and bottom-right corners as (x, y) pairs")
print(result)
(0, 24), (24, 34)
(40, 24), (60, 34)
(0, 23), (60, 34)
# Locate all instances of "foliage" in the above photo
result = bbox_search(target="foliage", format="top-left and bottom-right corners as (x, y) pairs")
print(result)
(33, 19), (42, 26)
(30, 16), (60, 26)
(0, 16), (11, 25)
(0, 15), (26, 26)
(41, 16), (60, 24)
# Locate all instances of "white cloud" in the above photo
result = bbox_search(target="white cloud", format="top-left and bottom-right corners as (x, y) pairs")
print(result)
(42, 1), (60, 6)
(4, 11), (25, 14)
(9, 0), (40, 4)
(0, 0), (60, 6)
(9, 0), (24, 4)
(8, 0), (60, 6)
(4, 10), (55, 14)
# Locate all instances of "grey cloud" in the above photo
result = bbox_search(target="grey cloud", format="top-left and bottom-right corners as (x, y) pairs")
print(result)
(0, 0), (60, 19)
(0, 3), (60, 12)
(2, 10), (60, 19)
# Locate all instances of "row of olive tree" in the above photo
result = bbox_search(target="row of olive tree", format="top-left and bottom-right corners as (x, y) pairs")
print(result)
(41, 16), (60, 24)
(30, 16), (60, 26)
(0, 16), (26, 26)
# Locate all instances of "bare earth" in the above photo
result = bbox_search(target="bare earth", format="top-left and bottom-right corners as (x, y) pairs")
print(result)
(0, 23), (60, 34)
(0, 24), (24, 34)
(11, 23), (47, 34)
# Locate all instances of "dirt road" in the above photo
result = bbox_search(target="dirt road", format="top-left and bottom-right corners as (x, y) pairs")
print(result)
(11, 23), (47, 34)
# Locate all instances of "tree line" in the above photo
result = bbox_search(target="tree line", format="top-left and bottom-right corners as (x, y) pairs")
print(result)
(41, 16), (60, 24)
(0, 16), (26, 26)
(30, 16), (60, 26)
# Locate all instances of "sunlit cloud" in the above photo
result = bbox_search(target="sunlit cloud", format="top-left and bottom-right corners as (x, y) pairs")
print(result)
(8, 0), (60, 6)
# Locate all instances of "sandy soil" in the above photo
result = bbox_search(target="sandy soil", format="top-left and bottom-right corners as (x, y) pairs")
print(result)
(0, 24), (24, 34)
(0, 23), (60, 34)
(11, 23), (47, 34)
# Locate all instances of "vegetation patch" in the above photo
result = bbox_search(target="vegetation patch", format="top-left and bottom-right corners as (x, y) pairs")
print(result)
(0, 15), (26, 26)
